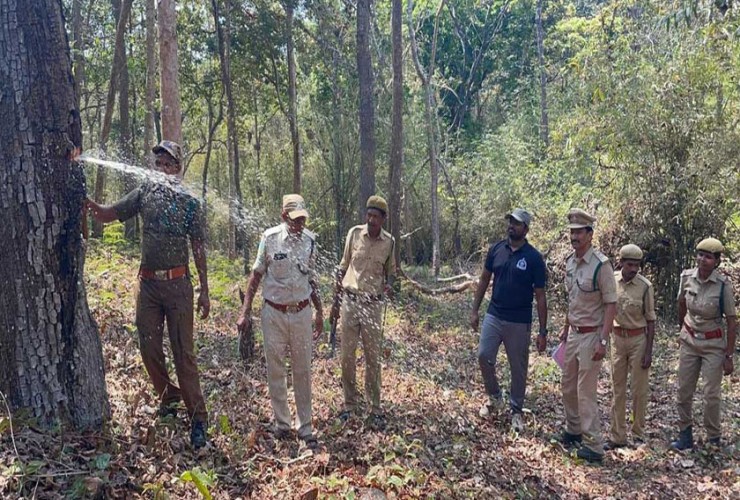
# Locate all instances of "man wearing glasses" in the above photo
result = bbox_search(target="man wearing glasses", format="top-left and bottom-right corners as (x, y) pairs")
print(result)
(559, 208), (617, 463)
(237, 194), (323, 449)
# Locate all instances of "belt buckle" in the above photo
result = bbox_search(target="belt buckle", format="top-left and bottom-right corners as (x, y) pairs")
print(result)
(154, 269), (169, 280)
(286, 304), (299, 314)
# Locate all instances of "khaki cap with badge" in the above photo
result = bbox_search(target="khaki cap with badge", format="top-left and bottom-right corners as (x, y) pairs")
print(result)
(366, 195), (388, 215)
(283, 194), (309, 220)
(696, 237), (724, 254)
(619, 244), (643, 261)
(152, 140), (183, 164)
(567, 208), (596, 229)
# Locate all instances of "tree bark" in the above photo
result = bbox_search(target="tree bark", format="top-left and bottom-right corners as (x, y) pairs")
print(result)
(285, 1), (302, 193)
(158, 0), (183, 146)
(71, 0), (85, 111)
(535, 0), (549, 147)
(356, 0), (376, 220)
(0, 0), (109, 429)
(408, 0), (443, 277)
(143, 0), (157, 162)
(388, 0), (403, 269)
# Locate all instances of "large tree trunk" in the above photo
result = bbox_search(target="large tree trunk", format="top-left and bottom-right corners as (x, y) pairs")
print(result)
(158, 0), (183, 146)
(0, 0), (109, 429)
(356, 0), (376, 220)
(91, 0), (133, 238)
(285, 1), (302, 193)
(388, 0), (403, 269)
(71, 0), (85, 110)
(143, 0), (157, 162)
(408, 0), (443, 277)
(535, 0), (549, 148)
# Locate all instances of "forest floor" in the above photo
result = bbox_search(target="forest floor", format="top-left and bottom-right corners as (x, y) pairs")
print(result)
(2, 238), (740, 499)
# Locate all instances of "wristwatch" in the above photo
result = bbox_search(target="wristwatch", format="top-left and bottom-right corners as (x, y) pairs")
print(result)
(600, 338), (608, 347)
(538, 327), (547, 337)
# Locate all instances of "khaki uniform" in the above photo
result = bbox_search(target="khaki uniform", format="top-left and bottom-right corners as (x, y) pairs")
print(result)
(676, 269), (736, 439)
(114, 180), (207, 423)
(253, 223), (317, 438)
(562, 247), (617, 454)
(610, 271), (656, 444)
(339, 224), (395, 413)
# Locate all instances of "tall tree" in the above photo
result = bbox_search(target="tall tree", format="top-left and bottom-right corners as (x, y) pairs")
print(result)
(0, 0), (109, 428)
(535, 0), (549, 147)
(91, 0), (134, 237)
(388, 0), (403, 268)
(356, 0), (376, 219)
(409, 0), (444, 277)
(159, 0), (183, 146)
(143, 0), (157, 160)
(285, 0), (303, 193)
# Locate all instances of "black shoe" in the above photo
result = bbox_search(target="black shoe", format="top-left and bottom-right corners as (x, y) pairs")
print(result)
(273, 428), (292, 440)
(190, 420), (207, 449)
(577, 447), (604, 463)
(158, 403), (178, 418)
(338, 410), (352, 422)
(708, 437), (721, 447)
(368, 413), (386, 430)
(670, 426), (693, 451)
(561, 431), (583, 447)
(604, 440), (627, 451)
(301, 435), (319, 450)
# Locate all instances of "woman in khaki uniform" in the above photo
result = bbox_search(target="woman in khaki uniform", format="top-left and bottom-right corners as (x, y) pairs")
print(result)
(672, 238), (737, 450)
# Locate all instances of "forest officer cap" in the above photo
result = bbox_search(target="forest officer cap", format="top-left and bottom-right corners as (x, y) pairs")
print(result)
(619, 244), (643, 261)
(152, 140), (183, 164)
(366, 195), (388, 215)
(283, 194), (309, 220)
(567, 208), (596, 229)
(696, 237), (724, 254)
(506, 208), (532, 227)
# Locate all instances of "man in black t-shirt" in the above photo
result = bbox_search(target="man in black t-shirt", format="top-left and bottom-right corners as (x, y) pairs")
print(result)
(470, 208), (548, 432)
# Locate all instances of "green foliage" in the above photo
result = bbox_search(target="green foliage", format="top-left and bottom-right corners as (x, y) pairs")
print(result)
(179, 467), (216, 500)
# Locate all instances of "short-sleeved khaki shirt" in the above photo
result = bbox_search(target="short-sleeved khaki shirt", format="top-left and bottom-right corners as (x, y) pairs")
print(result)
(252, 223), (316, 305)
(614, 271), (657, 329)
(678, 268), (736, 332)
(565, 247), (618, 327)
(339, 225), (395, 296)
(113, 180), (205, 270)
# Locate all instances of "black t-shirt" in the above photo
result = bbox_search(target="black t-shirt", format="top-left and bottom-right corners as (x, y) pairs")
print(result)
(485, 239), (547, 324)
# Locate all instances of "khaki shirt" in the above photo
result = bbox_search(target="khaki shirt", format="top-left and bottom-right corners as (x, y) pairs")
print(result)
(339, 225), (395, 295)
(614, 271), (657, 329)
(565, 247), (618, 327)
(253, 223), (316, 305)
(678, 268), (736, 332)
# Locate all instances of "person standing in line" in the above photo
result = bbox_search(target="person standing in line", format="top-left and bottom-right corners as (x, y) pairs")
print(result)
(671, 238), (736, 450)
(330, 195), (395, 429)
(606, 244), (656, 450)
(559, 208), (617, 463)
(470, 209), (548, 433)
(237, 194), (323, 449)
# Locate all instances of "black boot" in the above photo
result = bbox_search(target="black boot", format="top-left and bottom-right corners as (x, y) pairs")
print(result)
(190, 420), (207, 449)
(670, 426), (693, 451)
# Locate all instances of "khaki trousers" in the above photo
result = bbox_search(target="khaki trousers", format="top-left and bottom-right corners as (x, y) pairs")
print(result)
(609, 333), (649, 444)
(262, 303), (313, 438)
(340, 297), (384, 413)
(676, 328), (725, 439)
(562, 328), (604, 454)
(136, 277), (207, 423)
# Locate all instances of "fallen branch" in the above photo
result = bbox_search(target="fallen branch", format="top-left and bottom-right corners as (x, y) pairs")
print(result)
(400, 227), (422, 240)
(435, 273), (475, 283)
(399, 267), (477, 295)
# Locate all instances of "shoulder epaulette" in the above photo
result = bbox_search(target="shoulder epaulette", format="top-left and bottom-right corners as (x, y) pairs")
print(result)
(264, 225), (283, 237)
(303, 228), (316, 240)
(593, 249), (610, 264)
(681, 268), (695, 277)
(636, 274), (652, 288)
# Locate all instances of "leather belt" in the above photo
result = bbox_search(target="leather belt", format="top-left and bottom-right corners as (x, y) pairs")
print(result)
(139, 266), (188, 281)
(683, 322), (722, 340)
(265, 298), (310, 314)
(571, 325), (599, 334)
(613, 326), (645, 338)
(344, 289), (383, 302)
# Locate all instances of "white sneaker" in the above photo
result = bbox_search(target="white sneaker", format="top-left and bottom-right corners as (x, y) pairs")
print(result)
(511, 413), (525, 433)
(479, 396), (505, 418)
